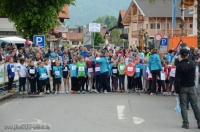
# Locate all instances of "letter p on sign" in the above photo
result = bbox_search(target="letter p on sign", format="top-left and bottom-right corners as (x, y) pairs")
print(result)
(33, 35), (45, 48)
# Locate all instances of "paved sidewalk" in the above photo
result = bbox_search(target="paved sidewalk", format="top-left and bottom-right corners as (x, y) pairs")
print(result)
(0, 90), (18, 102)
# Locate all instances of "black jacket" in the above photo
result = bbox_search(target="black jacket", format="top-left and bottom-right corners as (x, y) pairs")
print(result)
(174, 59), (195, 94)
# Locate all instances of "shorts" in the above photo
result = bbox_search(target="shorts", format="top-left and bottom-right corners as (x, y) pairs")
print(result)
(170, 77), (175, 85)
(63, 75), (68, 78)
(88, 72), (94, 84)
(54, 78), (61, 84)
(39, 80), (46, 86)
(63, 72), (68, 78)
(165, 80), (169, 84)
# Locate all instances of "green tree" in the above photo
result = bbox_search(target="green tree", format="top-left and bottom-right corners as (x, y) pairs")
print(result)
(94, 32), (105, 46)
(93, 15), (117, 28)
(0, 0), (75, 39)
(110, 29), (124, 45)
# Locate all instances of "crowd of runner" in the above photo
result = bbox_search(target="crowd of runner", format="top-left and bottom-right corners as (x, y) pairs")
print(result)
(1, 42), (199, 96)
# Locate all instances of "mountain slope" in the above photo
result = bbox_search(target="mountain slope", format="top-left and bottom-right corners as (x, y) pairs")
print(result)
(66, 0), (131, 27)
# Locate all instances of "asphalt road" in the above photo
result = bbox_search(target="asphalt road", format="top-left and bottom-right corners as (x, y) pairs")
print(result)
(0, 92), (200, 132)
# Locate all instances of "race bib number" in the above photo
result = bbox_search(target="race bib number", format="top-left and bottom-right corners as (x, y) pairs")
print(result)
(113, 69), (117, 73)
(136, 68), (140, 73)
(160, 72), (166, 80)
(146, 67), (150, 73)
(120, 66), (125, 70)
(95, 67), (100, 72)
(55, 71), (60, 76)
(63, 67), (68, 71)
(127, 67), (133, 72)
(29, 69), (35, 74)
(11, 67), (15, 72)
(170, 69), (176, 77)
(88, 68), (93, 73)
(41, 73), (46, 78)
(72, 66), (76, 70)
(79, 67), (84, 71)
(148, 73), (152, 78)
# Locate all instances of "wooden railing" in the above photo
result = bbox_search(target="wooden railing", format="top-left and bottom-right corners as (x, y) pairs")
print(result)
(132, 15), (144, 22)
(163, 29), (188, 36)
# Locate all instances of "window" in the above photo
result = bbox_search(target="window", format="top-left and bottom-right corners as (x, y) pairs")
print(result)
(150, 23), (156, 29)
(164, 23), (170, 29)
(146, 24), (148, 29)
(194, 18), (197, 28)
(178, 23), (182, 29)
(189, 23), (193, 28)
(157, 23), (161, 29)
(150, 23), (161, 29)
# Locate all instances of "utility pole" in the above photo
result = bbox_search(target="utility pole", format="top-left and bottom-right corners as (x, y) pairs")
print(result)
(198, 0), (200, 48)
(180, 0), (185, 36)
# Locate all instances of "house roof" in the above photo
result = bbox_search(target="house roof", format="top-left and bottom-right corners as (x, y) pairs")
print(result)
(135, 0), (192, 17)
(59, 5), (70, 19)
(65, 29), (83, 40)
(120, 10), (126, 19)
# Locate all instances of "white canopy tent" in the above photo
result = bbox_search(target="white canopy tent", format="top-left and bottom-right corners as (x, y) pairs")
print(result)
(0, 36), (30, 44)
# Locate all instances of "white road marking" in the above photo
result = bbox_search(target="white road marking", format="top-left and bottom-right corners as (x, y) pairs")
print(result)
(133, 117), (145, 124)
(117, 105), (125, 120)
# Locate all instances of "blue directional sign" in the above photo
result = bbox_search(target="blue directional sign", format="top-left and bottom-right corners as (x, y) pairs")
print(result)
(33, 35), (45, 48)
(160, 38), (168, 46)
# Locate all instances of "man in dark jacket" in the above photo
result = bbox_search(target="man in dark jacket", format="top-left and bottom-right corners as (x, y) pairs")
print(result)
(175, 49), (200, 129)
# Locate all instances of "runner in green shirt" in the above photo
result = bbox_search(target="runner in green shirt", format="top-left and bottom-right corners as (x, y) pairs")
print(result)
(76, 57), (87, 94)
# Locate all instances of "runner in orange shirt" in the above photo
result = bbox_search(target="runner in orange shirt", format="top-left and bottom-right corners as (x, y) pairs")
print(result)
(125, 58), (136, 93)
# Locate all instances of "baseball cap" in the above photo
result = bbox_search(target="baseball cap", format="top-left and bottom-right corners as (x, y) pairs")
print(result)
(180, 49), (189, 56)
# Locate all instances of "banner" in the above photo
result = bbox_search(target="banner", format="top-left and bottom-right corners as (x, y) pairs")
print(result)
(0, 64), (4, 84)
(4, 63), (20, 82)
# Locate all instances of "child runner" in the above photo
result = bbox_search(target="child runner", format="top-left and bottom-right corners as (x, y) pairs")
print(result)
(134, 59), (143, 92)
(142, 58), (149, 92)
(159, 60), (167, 95)
(86, 55), (95, 93)
(62, 59), (70, 94)
(27, 60), (37, 94)
(36, 62), (41, 93)
(125, 58), (136, 93)
(25, 59), (31, 94)
(53, 61), (63, 94)
(7, 57), (15, 93)
(164, 60), (170, 95)
(118, 58), (126, 93)
(51, 56), (59, 93)
(17, 58), (27, 95)
(44, 58), (51, 94)
(169, 63), (176, 96)
(76, 56), (87, 94)
(37, 61), (48, 95)
(146, 66), (152, 94)
(111, 61), (118, 92)
(69, 58), (78, 94)
(94, 60), (101, 93)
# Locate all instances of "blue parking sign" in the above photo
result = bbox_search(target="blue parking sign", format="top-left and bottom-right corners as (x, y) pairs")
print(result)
(160, 38), (168, 46)
(33, 35), (45, 48)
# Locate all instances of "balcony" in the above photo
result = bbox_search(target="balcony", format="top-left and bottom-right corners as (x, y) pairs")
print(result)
(132, 15), (144, 23)
(132, 31), (139, 38)
(164, 29), (188, 36)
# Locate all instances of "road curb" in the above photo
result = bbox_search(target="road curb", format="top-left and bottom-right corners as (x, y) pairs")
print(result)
(0, 91), (19, 102)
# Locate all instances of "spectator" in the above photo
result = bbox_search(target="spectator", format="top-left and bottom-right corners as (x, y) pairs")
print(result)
(24, 37), (31, 47)
(81, 47), (89, 58)
(148, 48), (162, 96)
